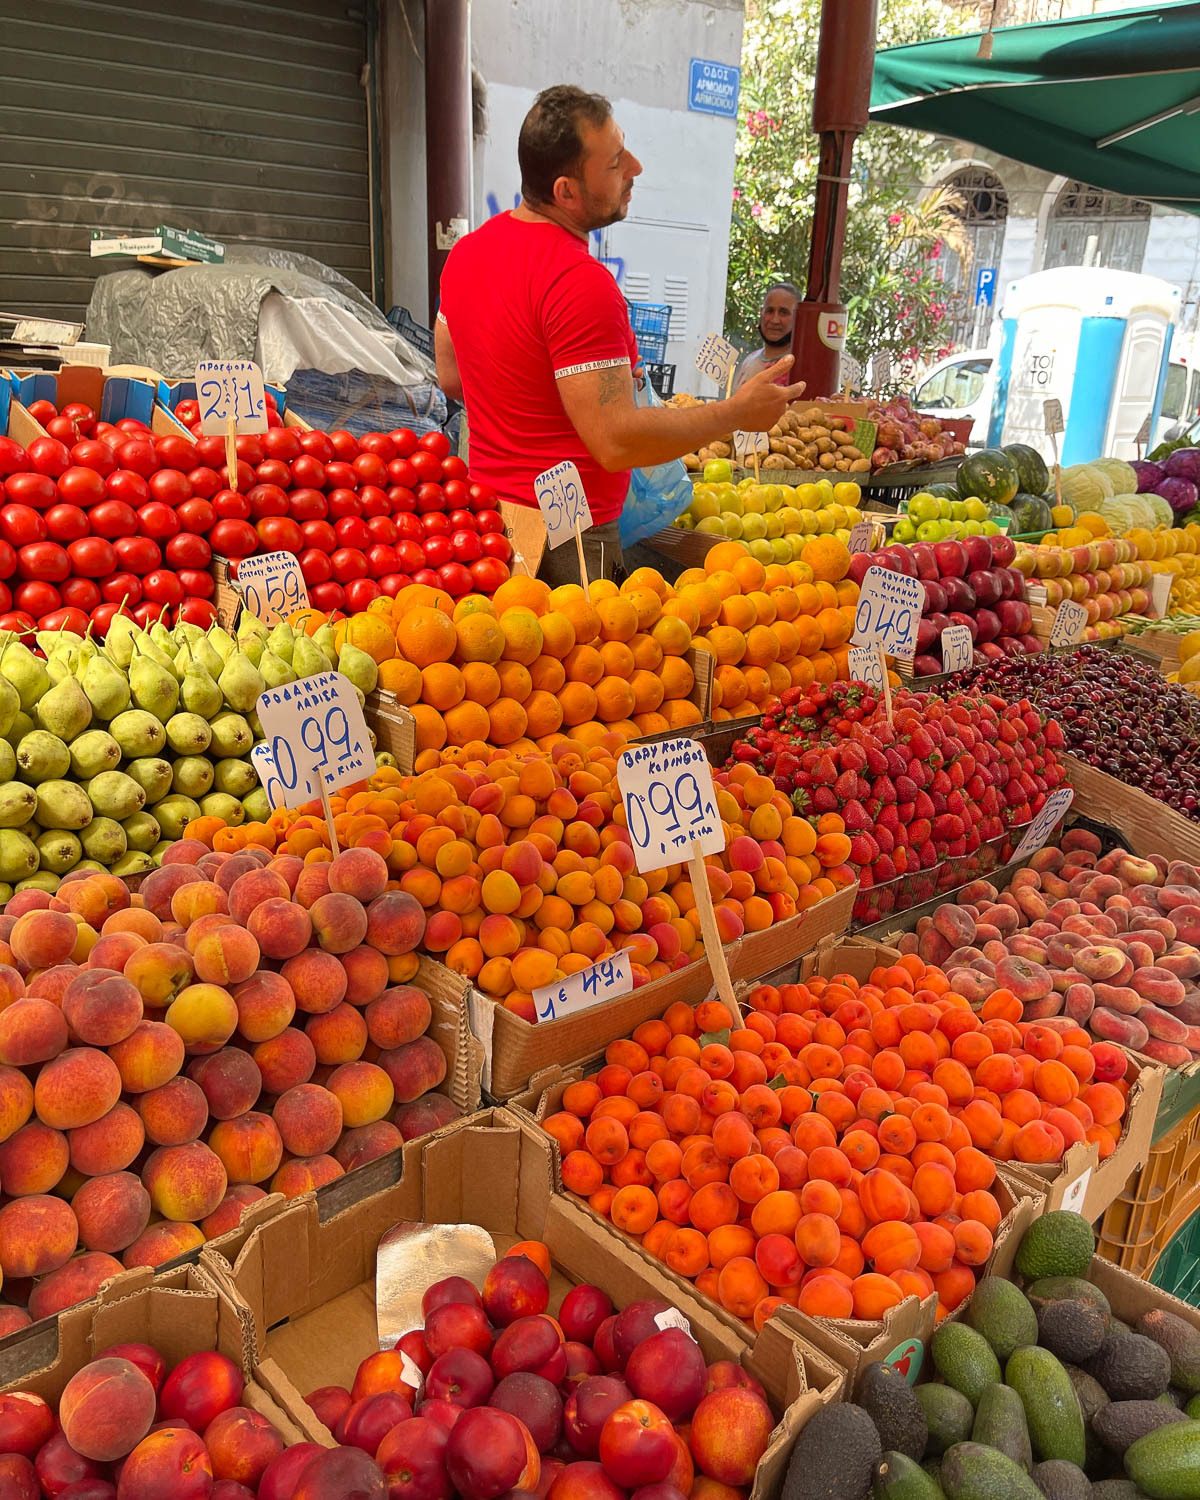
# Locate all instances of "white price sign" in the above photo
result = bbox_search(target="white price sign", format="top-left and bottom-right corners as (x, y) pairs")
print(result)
(848, 521), (883, 555)
(1059, 1167), (1092, 1215)
(1043, 398), (1064, 436)
(250, 743), (286, 811)
(1050, 599), (1088, 647)
(195, 359), (268, 435)
(617, 738), (726, 875)
(534, 461), (593, 550)
(1149, 572), (1173, 618)
(733, 430), (769, 464)
(696, 334), (737, 386)
(234, 551), (309, 625)
(848, 643), (886, 690)
(533, 950), (633, 1023)
(653, 1308), (695, 1339)
(852, 567), (924, 661)
(940, 625), (974, 674)
(1011, 787), (1074, 864)
(256, 672), (376, 809)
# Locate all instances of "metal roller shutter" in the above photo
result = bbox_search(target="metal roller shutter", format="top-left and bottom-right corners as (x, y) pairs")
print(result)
(0, 0), (376, 320)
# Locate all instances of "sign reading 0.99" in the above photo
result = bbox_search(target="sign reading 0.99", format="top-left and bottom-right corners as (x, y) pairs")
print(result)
(255, 672), (376, 809)
(616, 738), (726, 875)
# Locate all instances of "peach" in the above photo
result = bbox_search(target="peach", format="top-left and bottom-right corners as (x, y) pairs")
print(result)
(309, 892), (369, 955)
(378, 1037), (448, 1103)
(306, 1002), (368, 1064)
(73, 1170), (152, 1253)
(273, 1083), (344, 1156)
(61, 970), (143, 1048)
(121, 1220), (206, 1269)
(333, 1121), (403, 1172)
(166, 983), (239, 1053)
(341, 945), (391, 1006)
(327, 1061), (394, 1127)
(365, 891), (426, 955)
(294, 863), (332, 909)
(35, 1048), (121, 1130)
(202, 1183), (269, 1238)
(329, 848), (390, 902)
(208, 1111), (285, 1184)
(139, 865), (207, 920)
(60, 1356), (157, 1461)
(213, 852), (263, 892)
(281, 949), (349, 1014)
(1132, 966), (1187, 1006)
(170, 880), (229, 926)
(232, 970), (295, 1042)
(393, 1095), (460, 1140)
(206, 1406), (285, 1488)
(293, 1447), (388, 1500)
(184, 913), (237, 953)
(270, 1153), (345, 1197)
(0, 1192), (78, 1277)
(0, 1121), (68, 1196)
(27, 1250), (125, 1321)
(138, 1076), (209, 1146)
(192, 926), (260, 987)
(687, 1389), (773, 1486)
(191, 1048), (262, 1119)
(483, 1257), (549, 1328)
(143, 1141), (228, 1220)
(0, 1063), (33, 1143)
(227, 867), (290, 925)
(119, 1427), (214, 1498)
(123, 942), (195, 1007)
(253, 1027), (317, 1092)
(247, 898), (313, 961)
(367, 987), (432, 1049)
(10, 909), (80, 969)
(161, 838), (211, 866)
(266, 852), (305, 890)
(70, 1101), (145, 1175)
(0, 997), (68, 1067)
(108, 1020), (185, 1093)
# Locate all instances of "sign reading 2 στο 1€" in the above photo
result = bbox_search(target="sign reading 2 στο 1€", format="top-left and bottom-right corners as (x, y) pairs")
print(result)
(617, 738), (726, 875)
(233, 550), (309, 626)
(534, 461), (593, 550)
(194, 358), (268, 435)
(255, 672), (376, 808)
(852, 566), (924, 661)
(533, 950), (633, 1023)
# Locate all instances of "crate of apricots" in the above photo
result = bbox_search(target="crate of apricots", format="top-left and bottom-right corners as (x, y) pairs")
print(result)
(521, 945), (1154, 1370)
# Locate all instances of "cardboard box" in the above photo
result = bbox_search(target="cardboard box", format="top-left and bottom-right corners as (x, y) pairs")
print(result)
(90, 226), (226, 265)
(1063, 752), (1200, 867)
(4, 365), (190, 438)
(201, 1108), (843, 1500)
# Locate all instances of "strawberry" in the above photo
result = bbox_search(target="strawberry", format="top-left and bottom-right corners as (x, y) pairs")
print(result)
(833, 769), (860, 802)
(841, 798), (872, 831)
(873, 775), (897, 805)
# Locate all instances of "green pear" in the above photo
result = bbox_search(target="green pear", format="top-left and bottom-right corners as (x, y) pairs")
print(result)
(200, 792), (245, 825)
(267, 622), (296, 664)
(133, 631), (177, 674)
(213, 759), (257, 798)
(259, 648), (295, 689)
(172, 757), (214, 799)
(34, 830), (82, 876)
(247, 710), (263, 739)
(313, 623), (337, 659)
(238, 612), (268, 643)
(173, 622), (206, 648)
(149, 622), (175, 654)
(69, 731), (122, 780)
(72, 860), (106, 874)
(0, 830), (39, 882)
(0, 742), (15, 784)
(293, 634), (331, 678)
(207, 627), (236, 662)
(338, 643), (379, 696)
(218, 653), (265, 714)
(0, 782), (37, 829)
(166, 713), (212, 757)
(209, 713), (254, 759)
(110, 710), (167, 759)
(16, 731), (70, 784)
(239, 633), (266, 667)
(153, 795), (201, 840)
(6, 713), (33, 749)
(79, 817), (127, 865)
(46, 650), (79, 687)
(37, 676), (92, 742)
(16, 872), (60, 895)
(125, 758), (174, 804)
(180, 658), (223, 720)
(242, 788), (271, 824)
(111, 850), (154, 878)
(0, 675), (19, 740)
(1, 642), (50, 711)
(36, 630), (85, 657)
(36, 780), (94, 831)
(194, 637), (226, 680)
(104, 614), (141, 669)
(81, 654), (132, 720)
(87, 771), (146, 821)
(130, 648), (179, 721)
(0, 883), (13, 907)
(122, 811), (161, 853)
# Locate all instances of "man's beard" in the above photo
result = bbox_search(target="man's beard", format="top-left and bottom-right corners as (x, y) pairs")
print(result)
(582, 185), (632, 232)
(762, 327), (792, 352)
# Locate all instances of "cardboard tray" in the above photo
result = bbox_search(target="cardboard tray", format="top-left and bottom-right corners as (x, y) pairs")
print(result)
(200, 1107), (842, 1500)
(1063, 752), (1200, 866)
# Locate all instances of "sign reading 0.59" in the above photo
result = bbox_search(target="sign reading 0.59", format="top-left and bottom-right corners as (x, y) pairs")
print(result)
(616, 738), (726, 875)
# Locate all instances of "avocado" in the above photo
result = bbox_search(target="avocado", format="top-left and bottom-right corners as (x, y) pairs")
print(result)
(919, 1385), (975, 1456)
(1139, 1313), (1200, 1397)
(1162, 1393), (1188, 1411)
(972, 1383), (1033, 1471)
(923, 1460), (944, 1487)
(1038, 1300), (1108, 1364)
(939, 1441), (1045, 1500)
(1069, 1363), (1115, 1475)
(967, 1278), (1039, 1361)
(860, 1362), (928, 1462)
(874, 1452), (945, 1500)
(1125, 1418), (1200, 1499)
(1092, 1483), (1146, 1500)
(1007, 1346), (1087, 1468)
(1187, 1397), (1200, 1421)
(1028, 1278), (1113, 1322)
(1016, 1212), (1097, 1281)
(1087, 1334), (1174, 1402)
(782, 1402), (882, 1500)
(1095, 1402), (1190, 1456)
(932, 1322), (1003, 1406)
(1032, 1460), (1092, 1500)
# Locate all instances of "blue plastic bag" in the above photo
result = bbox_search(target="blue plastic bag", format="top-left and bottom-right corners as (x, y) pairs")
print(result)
(619, 379), (692, 547)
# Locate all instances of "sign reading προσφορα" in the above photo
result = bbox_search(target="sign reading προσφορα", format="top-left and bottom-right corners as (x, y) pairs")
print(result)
(195, 358), (268, 435)
(534, 461), (593, 549)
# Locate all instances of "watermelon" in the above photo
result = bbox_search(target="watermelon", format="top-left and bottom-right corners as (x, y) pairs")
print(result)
(1010, 492), (1054, 534)
(1003, 443), (1049, 496)
(925, 483), (959, 501)
(957, 448), (1020, 505)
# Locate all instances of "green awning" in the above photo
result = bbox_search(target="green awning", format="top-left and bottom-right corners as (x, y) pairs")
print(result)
(869, 2), (1200, 214)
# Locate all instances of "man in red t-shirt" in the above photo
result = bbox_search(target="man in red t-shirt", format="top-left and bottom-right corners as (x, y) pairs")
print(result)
(436, 85), (804, 585)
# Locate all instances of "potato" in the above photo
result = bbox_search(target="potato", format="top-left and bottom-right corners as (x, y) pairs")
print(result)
(683, 453), (700, 471)
(819, 452), (836, 469)
(849, 458), (871, 472)
(816, 436), (836, 454)
(710, 440), (731, 458)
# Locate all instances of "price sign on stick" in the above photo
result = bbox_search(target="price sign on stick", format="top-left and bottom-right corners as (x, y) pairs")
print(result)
(853, 567), (923, 660)
(617, 738), (738, 1029)
(1150, 572), (1174, 618)
(848, 643), (886, 690)
(250, 742), (287, 812)
(849, 521), (884, 555)
(533, 950), (633, 1024)
(234, 551), (309, 626)
(1011, 787), (1074, 864)
(941, 625), (974, 674)
(696, 334), (738, 392)
(1050, 599), (1088, 648)
(733, 430), (768, 480)
(196, 360), (269, 435)
(535, 461), (592, 588)
(1044, 398), (1065, 508)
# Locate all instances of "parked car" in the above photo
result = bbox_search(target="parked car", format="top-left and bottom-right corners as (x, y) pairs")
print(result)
(911, 350), (993, 446)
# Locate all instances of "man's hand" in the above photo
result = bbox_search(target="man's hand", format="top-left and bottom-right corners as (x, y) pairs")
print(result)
(725, 355), (807, 432)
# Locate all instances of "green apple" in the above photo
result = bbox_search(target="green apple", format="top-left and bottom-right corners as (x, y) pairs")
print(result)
(703, 459), (733, 483)
(741, 513), (767, 541)
(916, 520), (944, 543)
(982, 520), (1000, 535)
(689, 493), (720, 521)
(964, 497), (988, 521)
(892, 517), (918, 543)
(908, 493), (939, 524)
(962, 520), (985, 537)
(722, 515), (744, 539)
(696, 516), (726, 536)
(721, 491), (744, 518)
(770, 538), (792, 563)
(937, 499), (953, 519)
(950, 500), (968, 521)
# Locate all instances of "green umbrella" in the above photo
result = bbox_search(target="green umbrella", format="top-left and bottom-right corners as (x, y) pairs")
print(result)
(870, 2), (1200, 214)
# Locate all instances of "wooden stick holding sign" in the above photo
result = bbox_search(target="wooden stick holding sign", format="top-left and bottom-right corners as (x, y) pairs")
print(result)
(734, 430), (768, 482)
(196, 358), (269, 493)
(617, 738), (740, 1031)
(535, 461), (593, 590)
(851, 566), (924, 722)
(1043, 399), (1064, 509)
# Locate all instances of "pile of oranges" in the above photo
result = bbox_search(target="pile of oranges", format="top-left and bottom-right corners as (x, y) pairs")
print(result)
(542, 954), (1131, 1330)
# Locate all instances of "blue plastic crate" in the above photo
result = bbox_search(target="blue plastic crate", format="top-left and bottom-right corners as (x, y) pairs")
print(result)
(627, 301), (671, 361)
(386, 306), (435, 361)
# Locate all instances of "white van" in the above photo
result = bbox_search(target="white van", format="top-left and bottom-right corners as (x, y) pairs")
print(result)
(911, 350), (994, 447)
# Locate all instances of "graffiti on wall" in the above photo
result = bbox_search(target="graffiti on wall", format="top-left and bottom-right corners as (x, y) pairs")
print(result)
(485, 190), (626, 285)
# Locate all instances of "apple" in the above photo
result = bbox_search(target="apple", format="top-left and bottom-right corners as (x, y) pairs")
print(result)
(995, 599), (1027, 636)
(1019, 634), (1043, 654)
(962, 534), (992, 571)
(933, 540), (969, 579)
(907, 543), (939, 582)
(941, 577), (977, 613)
(913, 653), (943, 678)
(947, 611), (977, 642)
(967, 569), (1001, 608)
(925, 611), (950, 636)
(978, 641), (1007, 661)
(882, 545), (917, 578)
(922, 580), (948, 614)
(847, 553), (873, 585)
(916, 618), (939, 655)
(989, 534), (1016, 567)
(973, 607), (1001, 644)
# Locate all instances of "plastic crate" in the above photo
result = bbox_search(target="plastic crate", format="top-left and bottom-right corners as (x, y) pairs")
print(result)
(1096, 1102), (1200, 1278)
(386, 305), (435, 360)
(1150, 1207), (1200, 1306)
(627, 301), (671, 361)
(645, 362), (675, 398)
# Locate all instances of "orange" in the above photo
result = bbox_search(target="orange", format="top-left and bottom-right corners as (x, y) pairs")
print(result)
(499, 608), (543, 665)
(395, 606), (456, 668)
(421, 663), (465, 711)
(652, 615), (694, 654)
(596, 677), (636, 722)
(801, 536), (851, 583)
(488, 699), (529, 745)
(560, 682), (599, 726)
(538, 611), (576, 659)
(443, 700), (492, 745)
(563, 645), (604, 685)
(660, 657), (695, 700)
(335, 613), (394, 663)
(703, 541), (748, 575)
(597, 597), (639, 642)
(378, 659), (421, 703)
(549, 586), (601, 643)
(461, 662), (501, 705)
(493, 576), (551, 616)
(455, 614), (505, 663)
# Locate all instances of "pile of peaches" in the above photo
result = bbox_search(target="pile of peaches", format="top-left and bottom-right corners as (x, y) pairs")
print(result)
(542, 954), (1130, 1328)
(0, 844), (457, 1330)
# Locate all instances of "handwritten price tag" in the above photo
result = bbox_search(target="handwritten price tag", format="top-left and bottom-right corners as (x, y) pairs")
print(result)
(533, 950), (633, 1023)
(848, 521), (883, 555)
(852, 567), (924, 660)
(941, 625), (974, 674)
(250, 742), (288, 810)
(195, 359), (268, 435)
(256, 672), (376, 808)
(1011, 787), (1074, 864)
(617, 738), (725, 875)
(733, 430), (769, 464)
(848, 643), (885, 690)
(1150, 572), (1173, 618)
(534, 461), (593, 550)
(1050, 599), (1088, 647)
(234, 551), (309, 625)
(1043, 398), (1064, 436)
(696, 334), (737, 386)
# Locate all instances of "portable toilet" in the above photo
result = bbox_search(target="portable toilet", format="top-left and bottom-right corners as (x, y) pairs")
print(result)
(987, 268), (1180, 462)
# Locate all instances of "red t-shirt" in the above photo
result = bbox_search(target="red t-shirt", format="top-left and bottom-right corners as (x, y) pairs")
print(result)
(438, 213), (638, 525)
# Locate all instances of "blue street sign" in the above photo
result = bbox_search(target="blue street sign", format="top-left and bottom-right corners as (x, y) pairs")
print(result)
(975, 267), (997, 307)
(688, 59), (740, 118)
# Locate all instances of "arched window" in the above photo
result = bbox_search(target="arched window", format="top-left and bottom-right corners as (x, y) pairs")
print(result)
(941, 166), (1009, 349)
(1044, 180), (1151, 273)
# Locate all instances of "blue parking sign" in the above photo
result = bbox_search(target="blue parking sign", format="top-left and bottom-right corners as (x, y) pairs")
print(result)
(975, 267), (997, 307)
(688, 59), (740, 118)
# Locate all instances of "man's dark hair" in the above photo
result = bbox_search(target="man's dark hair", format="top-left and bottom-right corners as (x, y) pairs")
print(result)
(519, 86), (612, 206)
(764, 281), (801, 301)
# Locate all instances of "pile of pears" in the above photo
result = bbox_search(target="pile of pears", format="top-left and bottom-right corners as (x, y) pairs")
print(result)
(0, 611), (383, 902)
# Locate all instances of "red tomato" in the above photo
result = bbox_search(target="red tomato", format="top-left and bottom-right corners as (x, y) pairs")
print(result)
(0, 440), (27, 478)
(25, 437), (69, 478)
(46, 416), (80, 444)
(331, 547), (368, 582)
(194, 436), (227, 468)
(177, 499), (215, 534)
(69, 440), (117, 477)
(360, 433), (395, 462)
(288, 488), (327, 522)
(66, 537), (116, 578)
(476, 509), (505, 534)
(300, 549), (334, 585)
(18, 541), (69, 581)
(387, 459), (418, 489)
(0, 541), (16, 579)
(324, 461), (357, 491)
(470, 556), (509, 594)
(378, 573), (409, 596)
(0, 506), (47, 546)
(437, 562), (473, 597)
(480, 532), (513, 563)
(389, 428), (418, 457)
(447, 510), (475, 530)
(423, 535), (452, 570)
(57, 467), (106, 508)
(177, 569), (215, 599)
(352, 453), (387, 488)
(416, 483), (446, 514)
(187, 467), (222, 501)
(301, 520), (337, 553)
(38, 606), (90, 635)
(366, 544), (399, 577)
(223, 460), (256, 492)
(254, 459), (292, 489)
(309, 580), (346, 612)
(175, 399), (201, 427)
(213, 490), (252, 522)
(444, 480), (471, 509)
(248, 484), (288, 520)
(138, 503), (181, 540)
(366, 516), (398, 545)
(451, 530), (482, 563)
(419, 430), (452, 460)
(155, 435), (196, 472)
(131, 602), (160, 629)
(334, 517), (371, 551)
(261, 428), (302, 462)
(113, 535), (162, 575)
(117, 441), (158, 478)
(394, 513), (423, 542)
(388, 486), (417, 514)
(5, 474), (56, 510)
(441, 455), (468, 482)
(149, 470), (192, 506)
(410, 450), (442, 484)
(256, 517), (303, 554)
(233, 435), (264, 466)
(59, 403), (95, 437)
(421, 513), (450, 537)
(209, 519), (258, 559)
(412, 568), (441, 589)
(291, 454), (327, 489)
(115, 418), (150, 437)
(298, 431), (335, 463)
(60, 578), (101, 612)
(45, 505), (88, 543)
(329, 431), (359, 461)
(166, 534), (212, 569)
(395, 540), (426, 573)
(327, 489), (361, 521)
(102, 573), (143, 606)
(468, 482), (497, 511)
(344, 578), (381, 612)
(359, 485), (389, 519)
(176, 598), (218, 628)
(143, 570), (185, 605)
(106, 470), (152, 509)
(89, 500), (139, 540)
(26, 399), (57, 426)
